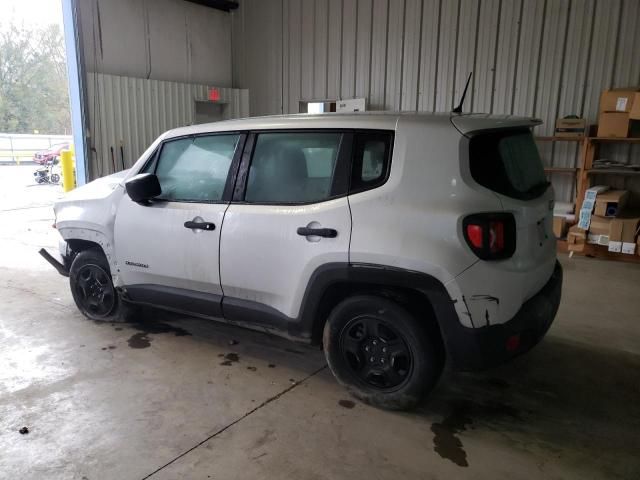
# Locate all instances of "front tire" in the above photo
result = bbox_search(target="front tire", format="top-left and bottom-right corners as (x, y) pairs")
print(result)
(323, 295), (442, 410)
(69, 248), (138, 322)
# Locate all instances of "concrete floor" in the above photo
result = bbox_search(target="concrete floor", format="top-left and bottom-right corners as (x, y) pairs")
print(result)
(1, 165), (639, 479)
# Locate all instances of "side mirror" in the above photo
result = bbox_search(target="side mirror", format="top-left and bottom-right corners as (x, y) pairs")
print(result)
(125, 173), (161, 204)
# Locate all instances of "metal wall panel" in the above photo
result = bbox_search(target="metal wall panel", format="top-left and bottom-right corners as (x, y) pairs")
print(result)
(454, 0), (479, 109)
(327, 0), (343, 100)
(341, 0), (358, 101)
(79, 0), (232, 86)
(472, 0), (499, 114)
(417, 0), (441, 112)
(369, 0), (389, 110)
(86, 73), (249, 180)
(234, 0), (640, 202)
(401, 0), (423, 111)
(385, 0), (405, 110)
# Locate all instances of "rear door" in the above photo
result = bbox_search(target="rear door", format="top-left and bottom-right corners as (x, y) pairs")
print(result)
(219, 130), (352, 323)
(114, 133), (244, 316)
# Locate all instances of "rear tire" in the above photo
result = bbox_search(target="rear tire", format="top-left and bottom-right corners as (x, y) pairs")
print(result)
(69, 248), (139, 322)
(323, 295), (442, 410)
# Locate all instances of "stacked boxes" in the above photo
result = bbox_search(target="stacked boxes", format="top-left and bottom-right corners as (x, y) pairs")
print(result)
(575, 186), (639, 255)
(597, 88), (640, 138)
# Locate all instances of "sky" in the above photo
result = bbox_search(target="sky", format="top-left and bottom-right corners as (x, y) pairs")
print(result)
(0, 0), (63, 29)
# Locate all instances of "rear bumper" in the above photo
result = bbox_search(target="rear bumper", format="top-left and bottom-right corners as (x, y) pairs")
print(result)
(442, 260), (562, 371)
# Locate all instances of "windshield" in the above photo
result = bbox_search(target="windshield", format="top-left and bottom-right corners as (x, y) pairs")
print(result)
(469, 129), (548, 200)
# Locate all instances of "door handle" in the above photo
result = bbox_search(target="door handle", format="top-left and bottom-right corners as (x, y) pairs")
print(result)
(296, 227), (337, 238)
(184, 221), (216, 231)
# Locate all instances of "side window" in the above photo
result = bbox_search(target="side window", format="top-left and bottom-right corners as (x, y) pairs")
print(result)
(245, 132), (343, 203)
(146, 134), (240, 202)
(350, 132), (393, 193)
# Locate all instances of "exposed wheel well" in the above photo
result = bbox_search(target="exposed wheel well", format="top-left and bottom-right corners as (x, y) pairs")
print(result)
(312, 282), (446, 364)
(66, 239), (105, 263)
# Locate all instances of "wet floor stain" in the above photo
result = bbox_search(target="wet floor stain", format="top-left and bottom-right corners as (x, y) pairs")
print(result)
(267, 364), (276, 368)
(220, 352), (239, 366)
(100, 345), (117, 350)
(431, 409), (472, 466)
(128, 332), (151, 349)
(430, 399), (522, 467)
(338, 399), (355, 409)
(122, 318), (191, 349)
(246, 366), (257, 371)
(114, 327), (123, 331)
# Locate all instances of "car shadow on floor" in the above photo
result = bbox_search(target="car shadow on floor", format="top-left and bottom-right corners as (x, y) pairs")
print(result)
(101, 306), (325, 372)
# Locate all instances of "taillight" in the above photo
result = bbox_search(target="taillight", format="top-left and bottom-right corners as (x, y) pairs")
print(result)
(463, 213), (516, 260)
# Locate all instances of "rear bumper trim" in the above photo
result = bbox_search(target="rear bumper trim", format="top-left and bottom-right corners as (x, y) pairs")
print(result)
(442, 260), (563, 371)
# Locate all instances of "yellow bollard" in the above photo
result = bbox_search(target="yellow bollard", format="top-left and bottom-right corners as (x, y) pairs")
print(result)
(60, 149), (76, 192)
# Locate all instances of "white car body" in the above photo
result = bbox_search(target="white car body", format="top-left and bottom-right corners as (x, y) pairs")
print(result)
(52, 112), (562, 371)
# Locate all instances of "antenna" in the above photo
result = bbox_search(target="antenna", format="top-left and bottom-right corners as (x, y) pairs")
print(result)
(452, 72), (473, 114)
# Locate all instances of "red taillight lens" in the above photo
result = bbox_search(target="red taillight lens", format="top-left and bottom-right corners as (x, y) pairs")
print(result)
(466, 224), (484, 249)
(463, 213), (516, 260)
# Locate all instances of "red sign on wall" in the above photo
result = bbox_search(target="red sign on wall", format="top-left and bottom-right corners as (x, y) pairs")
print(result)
(208, 88), (220, 102)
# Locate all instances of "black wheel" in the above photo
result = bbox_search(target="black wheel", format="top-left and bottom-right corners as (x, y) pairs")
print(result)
(323, 295), (442, 410)
(51, 174), (60, 184)
(69, 248), (138, 322)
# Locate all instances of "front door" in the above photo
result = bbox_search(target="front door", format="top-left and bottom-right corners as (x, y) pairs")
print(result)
(219, 130), (352, 323)
(114, 133), (244, 316)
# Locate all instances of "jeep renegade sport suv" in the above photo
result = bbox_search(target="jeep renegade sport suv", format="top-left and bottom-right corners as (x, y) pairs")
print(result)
(44, 113), (562, 410)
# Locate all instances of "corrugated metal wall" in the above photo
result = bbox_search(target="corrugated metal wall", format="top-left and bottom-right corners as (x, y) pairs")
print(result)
(86, 73), (249, 179)
(233, 0), (640, 203)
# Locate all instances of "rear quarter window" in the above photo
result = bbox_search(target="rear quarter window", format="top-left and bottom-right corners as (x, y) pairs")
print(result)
(469, 129), (549, 200)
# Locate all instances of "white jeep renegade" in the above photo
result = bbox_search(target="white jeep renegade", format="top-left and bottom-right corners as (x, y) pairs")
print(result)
(44, 112), (562, 410)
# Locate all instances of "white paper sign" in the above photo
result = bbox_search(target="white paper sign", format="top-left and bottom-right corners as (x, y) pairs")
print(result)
(608, 241), (622, 253)
(616, 97), (628, 111)
(621, 242), (636, 255)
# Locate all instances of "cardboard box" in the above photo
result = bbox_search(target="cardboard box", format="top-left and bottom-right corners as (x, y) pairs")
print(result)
(597, 112), (631, 137)
(588, 233), (609, 246)
(610, 216), (640, 254)
(553, 216), (567, 238)
(593, 190), (629, 217)
(567, 225), (586, 252)
(599, 88), (640, 113)
(588, 215), (612, 246)
(555, 118), (585, 137)
(631, 93), (640, 120)
(587, 214), (639, 253)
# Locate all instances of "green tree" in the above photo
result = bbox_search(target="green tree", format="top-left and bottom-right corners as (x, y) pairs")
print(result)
(0, 21), (71, 134)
